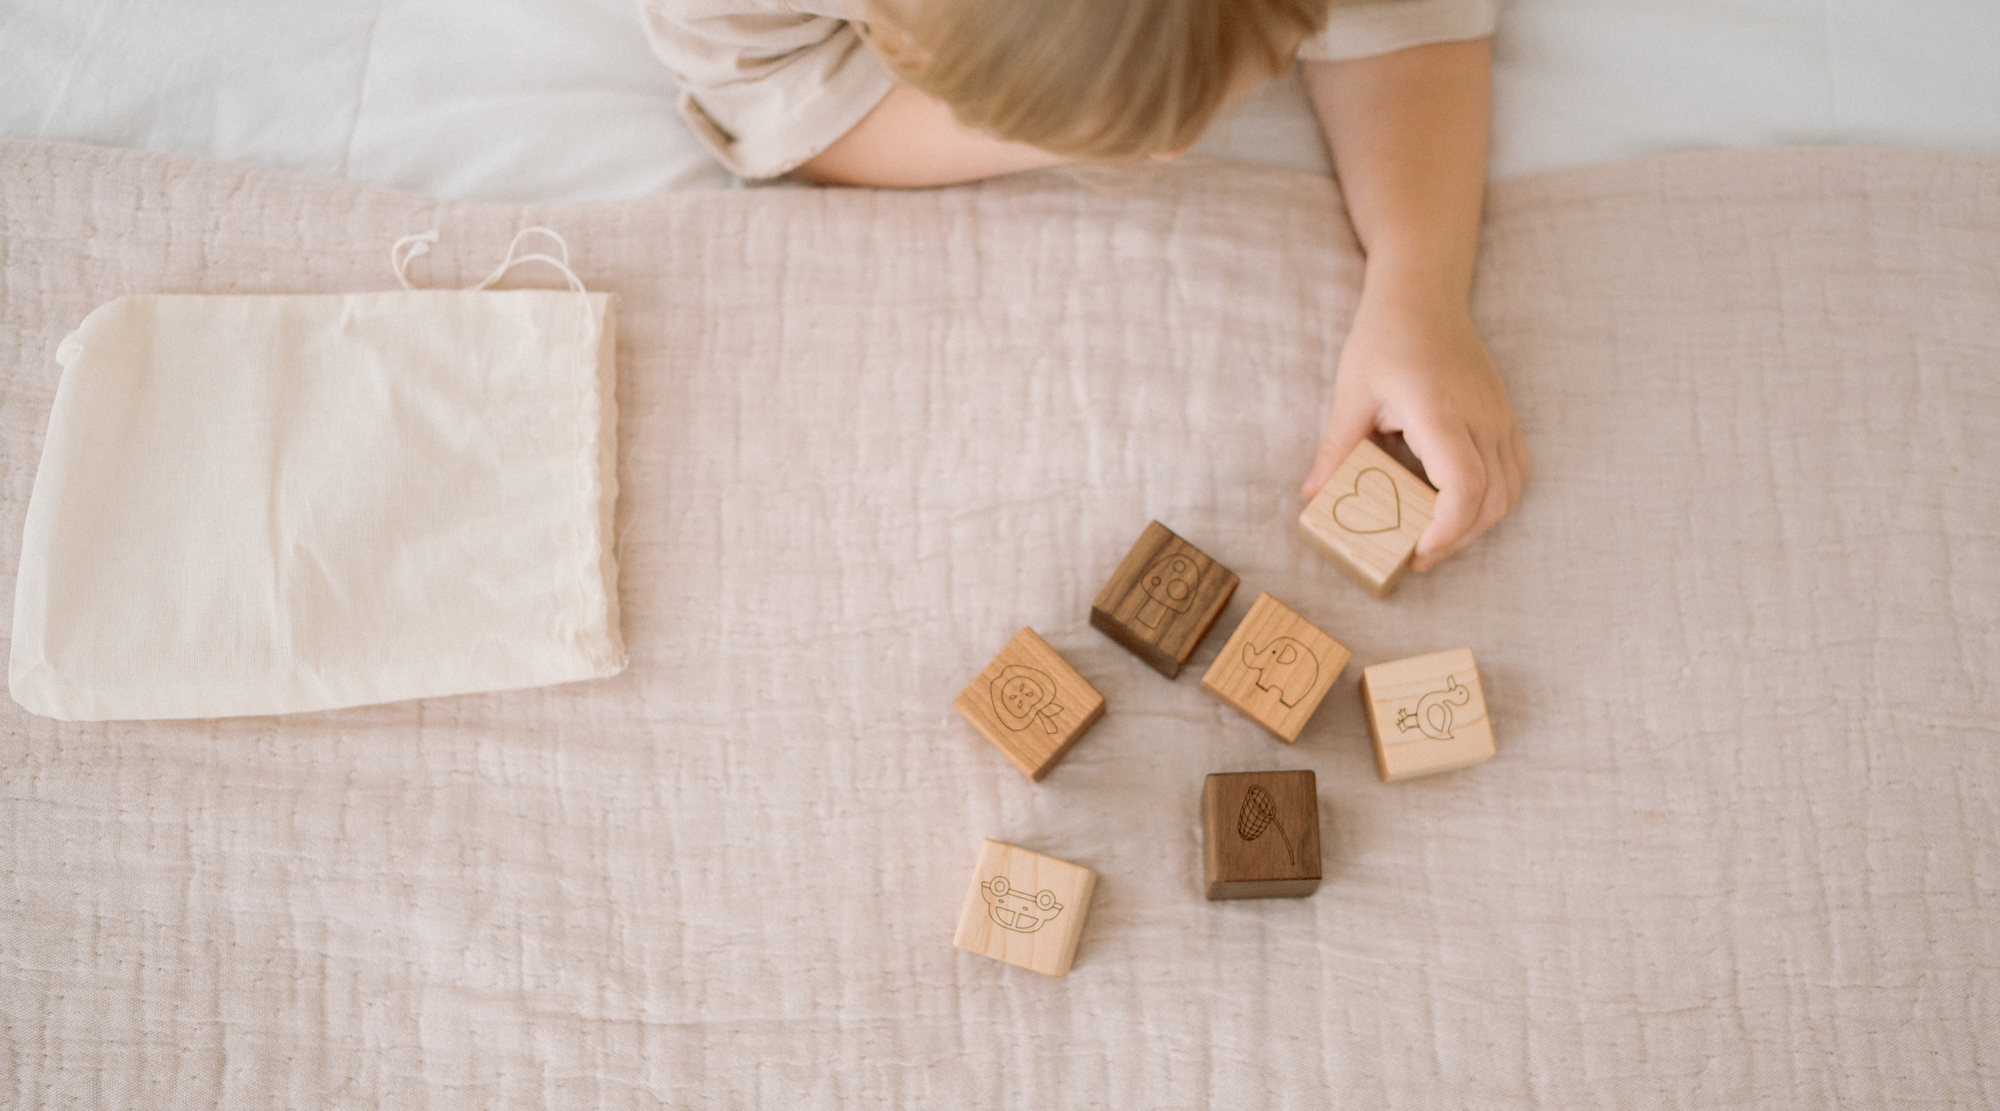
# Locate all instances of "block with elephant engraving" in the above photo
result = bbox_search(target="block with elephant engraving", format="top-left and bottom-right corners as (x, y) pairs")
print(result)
(1090, 520), (1239, 678)
(1298, 438), (1438, 599)
(1200, 593), (1351, 743)
(953, 839), (1097, 977)
(955, 628), (1107, 781)
(1359, 648), (1494, 782)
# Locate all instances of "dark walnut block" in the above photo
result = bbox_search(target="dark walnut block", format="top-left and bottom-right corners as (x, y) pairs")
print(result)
(1201, 770), (1322, 900)
(1090, 521), (1238, 678)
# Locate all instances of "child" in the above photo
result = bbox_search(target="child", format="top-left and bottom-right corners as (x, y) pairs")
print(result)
(641, 0), (1527, 570)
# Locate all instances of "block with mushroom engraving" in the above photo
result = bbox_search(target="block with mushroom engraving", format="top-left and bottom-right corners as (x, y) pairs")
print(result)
(953, 839), (1098, 976)
(1090, 521), (1239, 678)
(1202, 770), (1321, 899)
(1200, 593), (1350, 743)
(1359, 647), (1494, 782)
(1298, 438), (1438, 598)
(955, 628), (1106, 781)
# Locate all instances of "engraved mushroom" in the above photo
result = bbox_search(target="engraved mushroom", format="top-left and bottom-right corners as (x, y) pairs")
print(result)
(1136, 553), (1201, 629)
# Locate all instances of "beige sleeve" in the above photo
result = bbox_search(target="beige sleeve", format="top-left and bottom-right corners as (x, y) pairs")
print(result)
(1298, 0), (1501, 63)
(637, 0), (896, 179)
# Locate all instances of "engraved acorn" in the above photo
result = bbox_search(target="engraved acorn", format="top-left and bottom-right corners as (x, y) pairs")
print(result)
(1236, 784), (1297, 865)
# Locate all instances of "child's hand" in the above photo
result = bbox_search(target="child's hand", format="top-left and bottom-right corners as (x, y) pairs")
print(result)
(1301, 286), (1529, 573)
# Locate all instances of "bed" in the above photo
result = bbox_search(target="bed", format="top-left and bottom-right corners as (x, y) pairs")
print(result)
(2, 3), (1997, 1109)
(6, 0), (2000, 198)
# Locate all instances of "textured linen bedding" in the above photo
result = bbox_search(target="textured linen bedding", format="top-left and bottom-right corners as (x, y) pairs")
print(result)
(1, 140), (1996, 1107)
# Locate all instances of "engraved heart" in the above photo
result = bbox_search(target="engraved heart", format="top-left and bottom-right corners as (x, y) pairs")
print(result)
(1331, 467), (1401, 534)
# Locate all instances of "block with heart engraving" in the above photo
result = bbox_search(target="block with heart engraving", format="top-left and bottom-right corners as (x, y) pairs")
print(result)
(1360, 648), (1495, 782)
(1090, 521), (1240, 678)
(955, 628), (1107, 781)
(1298, 439), (1439, 598)
(1200, 593), (1351, 743)
(953, 839), (1097, 977)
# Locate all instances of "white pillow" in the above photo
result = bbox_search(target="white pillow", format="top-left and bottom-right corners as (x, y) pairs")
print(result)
(9, 246), (624, 720)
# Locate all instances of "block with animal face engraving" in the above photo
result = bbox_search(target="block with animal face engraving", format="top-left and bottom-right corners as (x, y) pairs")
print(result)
(1090, 521), (1239, 678)
(1360, 648), (1494, 782)
(1200, 593), (1350, 743)
(1298, 439), (1438, 598)
(953, 839), (1097, 976)
(955, 628), (1106, 781)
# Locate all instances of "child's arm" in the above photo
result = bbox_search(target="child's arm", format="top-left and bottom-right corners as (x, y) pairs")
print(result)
(795, 86), (1062, 187)
(1302, 38), (1528, 572)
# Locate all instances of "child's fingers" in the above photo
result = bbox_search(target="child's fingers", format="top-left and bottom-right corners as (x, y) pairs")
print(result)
(1412, 427), (1528, 571)
(1427, 433), (1524, 567)
(1300, 395), (1378, 498)
(1509, 423), (1533, 488)
(1422, 437), (1508, 569)
(1499, 432), (1526, 515)
(1404, 425), (1488, 572)
(1461, 436), (1515, 558)
(1496, 433), (1520, 523)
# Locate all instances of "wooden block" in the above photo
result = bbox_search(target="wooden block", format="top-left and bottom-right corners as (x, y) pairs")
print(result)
(953, 839), (1097, 977)
(955, 628), (1107, 781)
(1200, 593), (1350, 743)
(1201, 770), (1322, 899)
(1089, 521), (1240, 678)
(1298, 439), (1438, 598)
(1359, 648), (1495, 782)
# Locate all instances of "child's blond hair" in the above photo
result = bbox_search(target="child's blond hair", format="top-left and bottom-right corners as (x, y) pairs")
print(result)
(867, 0), (1332, 164)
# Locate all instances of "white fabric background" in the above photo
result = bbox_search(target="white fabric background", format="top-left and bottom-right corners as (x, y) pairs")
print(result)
(3, 0), (1999, 198)
(0, 138), (1994, 1109)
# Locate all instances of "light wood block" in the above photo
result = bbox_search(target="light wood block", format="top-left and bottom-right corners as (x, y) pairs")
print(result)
(1200, 593), (1350, 743)
(955, 628), (1106, 781)
(953, 839), (1097, 977)
(1089, 521), (1239, 678)
(1201, 770), (1322, 899)
(1360, 648), (1495, 782)
(1298, 439), (1438, 598)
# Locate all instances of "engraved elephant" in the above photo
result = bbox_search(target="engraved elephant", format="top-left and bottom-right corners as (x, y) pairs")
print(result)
(1241, 637), (1319, 708)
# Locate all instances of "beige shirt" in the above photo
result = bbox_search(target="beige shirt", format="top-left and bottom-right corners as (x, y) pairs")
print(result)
(639, 0), (1502, 179)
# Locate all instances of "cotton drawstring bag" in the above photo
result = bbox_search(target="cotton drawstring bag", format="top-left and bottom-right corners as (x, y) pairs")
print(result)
(9, 228), (625, 721)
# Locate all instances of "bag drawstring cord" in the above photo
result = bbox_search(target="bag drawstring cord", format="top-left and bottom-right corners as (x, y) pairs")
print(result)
(391, 226), (587, 294)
